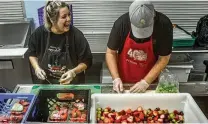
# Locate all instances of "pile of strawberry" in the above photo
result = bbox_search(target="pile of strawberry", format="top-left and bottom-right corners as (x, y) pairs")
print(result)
(0, 100), (30, 123)
(69, 108), (87, 123)
(96, 106), (184, 123)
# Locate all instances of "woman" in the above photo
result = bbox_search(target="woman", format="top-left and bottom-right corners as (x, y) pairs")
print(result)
(28, 1), (92, 84)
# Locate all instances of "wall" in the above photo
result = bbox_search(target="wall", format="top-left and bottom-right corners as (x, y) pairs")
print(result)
(24, 0), (46, 28)
(23, 0), (208, 76)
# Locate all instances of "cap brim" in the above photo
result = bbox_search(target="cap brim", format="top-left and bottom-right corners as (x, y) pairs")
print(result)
(131, 23), (153, 39)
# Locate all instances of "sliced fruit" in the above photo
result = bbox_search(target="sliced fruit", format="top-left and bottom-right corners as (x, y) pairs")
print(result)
(11, 103), (23, 112)
(126, 108), (132, 114)
(160, 114), (165, 119)
(103, 117), (110, 123)
(153, 116), (159, 121)
(133, 111), (140, 116)
(100, 116), (105, 120)
(139, 112), (145, 120)
(135, 116), (141, 122)
(127, 116), (133, 123)
(103, 111), (109, 117)
(175, 114), (179, 121)
(173, 110), (179, 115)
(121, 115), (128, 121)
(106, 106), (111, 112)
(179, 115), (184, 121)
(153, 111), (159, 116)
(118, 110), (126, 115)
(158, 118), (163, 123)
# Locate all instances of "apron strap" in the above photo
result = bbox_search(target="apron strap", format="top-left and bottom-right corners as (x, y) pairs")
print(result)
(40, 31), (51, 65)
(65, 32), (74, 69)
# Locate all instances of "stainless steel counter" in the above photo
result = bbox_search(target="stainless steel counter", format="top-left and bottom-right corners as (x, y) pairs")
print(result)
(12, 82), (208, 118)
(13, 81), (208, 96)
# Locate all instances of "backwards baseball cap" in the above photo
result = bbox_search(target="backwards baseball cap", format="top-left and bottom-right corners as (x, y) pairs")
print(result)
(129, 0), (155, 38)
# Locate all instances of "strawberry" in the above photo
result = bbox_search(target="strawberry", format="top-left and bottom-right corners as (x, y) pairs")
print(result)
(103, 111), (109, 117)
(71, 112), (77, 118)
(126, 108), (132, 115)
(148, 110), (153, 116)
(179, 115), (184, 121)
(135, 116), (141, 122)
(109, 117), (114, 123)
(175, 114), (179, 121)
(160, 114), (165, 119)
(137, 106), (143, 112)
(76, 110), (82, 117)
(108, 113), (116, 119)
(118, 110), (126, 115)
(22, 101), (30, 106)
(114, 119), (121, 123)
(78, 118), (86, 123)
(121, 115), (128, 121)
(147, 117), (153, 121)
(133, 111), (140, 116)
(104, 117), (110, 123)
(98, 120), (104, 123)
(81, 113), (87, 119)
(116, 115), (122, 121)
(139, 112), (145, 120)
(147, 120), (154, 124)
(121, 120), (128, 124)
(158, 118), (163, 123)
(173, 110), (179, 115)
(106, 106), (111, 112)
(153, 111), (158, 116)
(155, 107), (160, 111)
(127, 116), (133, 123)
(179, 111), (184, 116)
(143, 110), (147, 116)
(153, 116), (158, 121)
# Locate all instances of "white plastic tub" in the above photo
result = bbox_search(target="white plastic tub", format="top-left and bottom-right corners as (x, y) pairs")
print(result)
(91, 93), (207, 123)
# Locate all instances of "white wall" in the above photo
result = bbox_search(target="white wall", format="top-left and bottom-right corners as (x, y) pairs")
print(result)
(24, 0), (46, 28)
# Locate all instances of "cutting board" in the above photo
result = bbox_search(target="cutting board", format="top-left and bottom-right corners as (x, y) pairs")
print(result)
(124, 90), (155, 93)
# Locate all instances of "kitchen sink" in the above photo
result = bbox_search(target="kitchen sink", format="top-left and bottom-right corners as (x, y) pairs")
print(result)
(0, 20), (32, 49)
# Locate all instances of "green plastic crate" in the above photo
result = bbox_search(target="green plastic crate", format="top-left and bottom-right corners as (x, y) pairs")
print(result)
(173, 37), (195, 47)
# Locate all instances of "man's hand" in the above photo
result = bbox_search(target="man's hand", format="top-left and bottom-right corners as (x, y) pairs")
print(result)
(59, 70), (76, 85)
(113, 78), (124, 93)
(129, 80), (149, 93)
(35, 67), (46, 80)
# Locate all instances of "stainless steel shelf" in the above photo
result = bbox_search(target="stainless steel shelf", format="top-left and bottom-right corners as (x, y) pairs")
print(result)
(172, 47), (208, 53)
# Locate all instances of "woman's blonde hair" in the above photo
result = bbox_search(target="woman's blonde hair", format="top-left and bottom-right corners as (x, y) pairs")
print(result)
(43, 1), (70, 31)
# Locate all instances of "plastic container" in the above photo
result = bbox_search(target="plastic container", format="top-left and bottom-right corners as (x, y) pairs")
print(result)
(156, 69), (179, 93)
(0, 93), (36, 123)
(173, 24), (195, 47)
(91, 93), (208, 123)
(26, 89), (91, 123)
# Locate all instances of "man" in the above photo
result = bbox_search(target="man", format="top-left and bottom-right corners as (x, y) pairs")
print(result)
(106, 0), (173, 93)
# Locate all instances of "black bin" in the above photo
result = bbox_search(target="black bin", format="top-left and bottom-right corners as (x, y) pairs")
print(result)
(26, 89), (91, 123)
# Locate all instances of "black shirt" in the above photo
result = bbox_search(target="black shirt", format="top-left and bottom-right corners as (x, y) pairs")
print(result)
(28, 25), (92, 69)
(107, 11), (173, 56)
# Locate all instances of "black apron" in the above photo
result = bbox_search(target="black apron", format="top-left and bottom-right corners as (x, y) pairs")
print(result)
(39, 32), (84, 84)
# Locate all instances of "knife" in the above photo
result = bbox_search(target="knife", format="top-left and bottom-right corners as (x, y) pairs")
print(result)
(45, 78), (52, 84)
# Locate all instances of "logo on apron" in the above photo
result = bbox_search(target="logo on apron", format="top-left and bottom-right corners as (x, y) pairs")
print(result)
(127, 48), (147, 61)
(46, 46), (67, 79)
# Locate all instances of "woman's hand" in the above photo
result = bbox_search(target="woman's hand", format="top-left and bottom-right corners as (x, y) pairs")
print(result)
(59, 70), (76, 85)
(35, 67), (46, 80)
